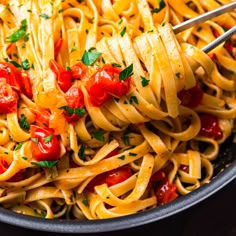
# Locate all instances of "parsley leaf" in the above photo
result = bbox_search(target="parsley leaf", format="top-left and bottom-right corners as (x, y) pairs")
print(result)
(78, 144), (85, 160)
(140, 76), (150, 87)
(119, 64), (133, 81)
(151, 0), (166, 13)
(6, 19), (27, 43)
(19, 114), (30, 131)
(44, 134), (53, 143)
(58, 106), (86, 117)
(120, 26), (126, 37)
(81, 50), (101, 66)
(22, 59), (30, 70)
(39, 13), (50, 19)
(92, 130), (105, 142)
(31, 160), (58, 168)
(15, 142), (23, 151)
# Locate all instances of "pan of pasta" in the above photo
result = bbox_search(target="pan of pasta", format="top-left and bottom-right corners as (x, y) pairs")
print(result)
(0, 0), (235, 233)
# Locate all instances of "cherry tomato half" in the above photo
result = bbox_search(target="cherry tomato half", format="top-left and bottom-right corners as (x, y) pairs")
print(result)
(30, 125), (61, 161)
(49, 59), (72, 93)
(54, 38), (63, 58)
(0, 158), (23, 182)
(0, 62), (21, 91)
(86, 64), (131, 106)
(177, 86), (204, 108)
(19, 70), (33, 99)
(0, 79), (18, 114)
(71, 62), (87, 80)
(87, 165), (133, 192)
(199, 113), (223, 140)
(150, 170), (178, 206)
(64, 86), (85, 123)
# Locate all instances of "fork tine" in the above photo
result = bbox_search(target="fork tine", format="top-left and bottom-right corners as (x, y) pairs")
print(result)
(173, 2), (236, 34)
(202, 25), (236, 53)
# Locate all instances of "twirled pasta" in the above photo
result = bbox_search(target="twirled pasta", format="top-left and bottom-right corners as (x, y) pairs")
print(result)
(0, 0), (235, 220)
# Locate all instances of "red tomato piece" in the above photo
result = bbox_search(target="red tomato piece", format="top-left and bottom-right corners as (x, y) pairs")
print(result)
(30, 125), (61, 161)
(0, 159), (23, 182)
(150, 170), (167, 184)
(31, 108), (51, 127)
(105, 148), (119, 159)
(54, 38), (63, 58)
(64, 86), (85, 123)
(86, 64), (131, 106)
(199, 114), (223, 140)
(86, 173), (106, 192)
(0, 79), (18, 114)
(156, 181), (178, 206)
(19, 70), (33, 99)
(71, 62), (87, 80)
(177, 86), (204, 108)
(49, 59), (72, 93)
(0, 62), (21, 91)
(105, 166), (133, 187)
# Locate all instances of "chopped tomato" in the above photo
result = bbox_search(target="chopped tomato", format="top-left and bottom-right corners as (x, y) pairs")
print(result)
(150, 170), (178, 206)
(87, 165), (133, 192)
(30, 125), (61, 161)
(105, 166), (133, 187)
(156, 181), (178, 206)
(54, 38), (63, 58)
(71, 62), (87, 80)
(19, 70), (33, 99)
(0, 79), (18, 114)
(49, 59), (72, 92)
(31, 108), (51, 127)
(86, 173), (107, 192)
(86, 64), (131, 106)
(199, 113), (223, 140)
(105, 148), (119, 158)
(64, 86), (85, 123)
(0, 159), (23, 182)
(208, 53), (217, 61)
(0, 62), (21, 91)
(177, 86), (204, 108)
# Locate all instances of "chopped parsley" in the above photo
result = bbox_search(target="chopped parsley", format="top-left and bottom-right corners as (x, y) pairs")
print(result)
(44, 134), (53, 143)
(58, 106), (86, 117)
(81, 49), (101, 66)
(39, 13), (50, 19)
(151, 0), (166, 14)
(140, 75), (150, 87)
(78, 144), (85, 160)
(92, 130), (105, 142)
(129, 95), (139, 104)
(120, 26), (127, 37)
(15, 142), (23, 151)
(31, 160), (58, 168)
(118, 155), (125, 160)
(19, 114), (30, 131)
(119, 64), (133, 81)
(22, 59), (30, 70)
(82, 198), (89, 207)
(6, 19), (27, 43)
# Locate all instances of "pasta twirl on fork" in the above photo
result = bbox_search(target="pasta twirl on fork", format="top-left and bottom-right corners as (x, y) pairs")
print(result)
(0, 0), (235, 219)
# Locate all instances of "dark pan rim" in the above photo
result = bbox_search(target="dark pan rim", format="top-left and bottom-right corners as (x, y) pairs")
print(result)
(0, 159), (235, 233)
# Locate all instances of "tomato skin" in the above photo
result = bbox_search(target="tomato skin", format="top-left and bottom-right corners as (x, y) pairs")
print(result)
(105, 166), (133, 187)
(0, 79), (18, 114)
(64, 86), (85, 123)
(30, 125), (61, 161)
(177, 86), (204, 108)
(0, 62), (21, 91)
(19, 70), (33, 99)
(0, 159), (23, 182)
(156, 181), (178, 206)
(199, 114), (223, 140)
(54, 38), (63, 58)
(71, 62), (87, 80)
(87, 165), (133, 192)
(86, 64), (131, 106)
(150, 170), (178, 206)
(49, 59), (72, 93)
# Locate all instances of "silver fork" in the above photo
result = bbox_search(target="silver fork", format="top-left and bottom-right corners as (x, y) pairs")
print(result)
(172, 1), (236, 53)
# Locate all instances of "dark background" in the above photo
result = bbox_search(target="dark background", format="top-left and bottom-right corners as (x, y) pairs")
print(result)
(0, 178), (235, 236)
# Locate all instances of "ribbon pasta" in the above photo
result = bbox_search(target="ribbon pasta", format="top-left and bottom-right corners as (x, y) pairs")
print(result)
(0, 0), (235, 220)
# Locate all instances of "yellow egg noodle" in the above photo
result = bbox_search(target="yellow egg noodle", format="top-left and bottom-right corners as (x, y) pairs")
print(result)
(0, 0), (235, 219)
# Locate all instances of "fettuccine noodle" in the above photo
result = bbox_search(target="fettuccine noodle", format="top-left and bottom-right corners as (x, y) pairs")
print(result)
(0, 0), (235, 220)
